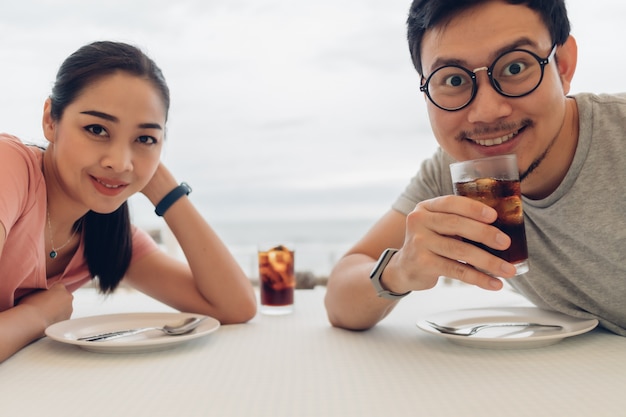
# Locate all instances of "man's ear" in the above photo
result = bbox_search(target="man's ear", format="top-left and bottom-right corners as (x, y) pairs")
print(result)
(555, 35), (578, 95)
(42, 98), (56, 143)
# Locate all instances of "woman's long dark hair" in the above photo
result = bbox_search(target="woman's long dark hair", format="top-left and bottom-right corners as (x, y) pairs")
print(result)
(49, 41), (170, 293)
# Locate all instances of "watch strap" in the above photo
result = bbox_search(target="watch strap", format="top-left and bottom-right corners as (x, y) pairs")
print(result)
(369, 248), (410, 300)
(155, 182), (192, 216)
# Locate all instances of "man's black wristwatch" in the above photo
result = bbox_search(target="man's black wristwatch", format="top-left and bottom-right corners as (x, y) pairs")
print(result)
(369, 248), (411, 300)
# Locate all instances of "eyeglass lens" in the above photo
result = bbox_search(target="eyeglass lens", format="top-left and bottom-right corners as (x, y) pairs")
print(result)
(423, 49), (547, 111)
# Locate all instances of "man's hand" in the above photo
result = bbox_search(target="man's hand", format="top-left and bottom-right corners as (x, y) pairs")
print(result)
(381, 195), (517, 293)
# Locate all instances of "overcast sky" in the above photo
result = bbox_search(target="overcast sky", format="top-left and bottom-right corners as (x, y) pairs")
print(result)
(1, 0), (624, 223)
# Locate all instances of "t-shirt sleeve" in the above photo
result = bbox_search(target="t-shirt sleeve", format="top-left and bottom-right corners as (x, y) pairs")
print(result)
(0, 135), (42, 232)
(131, 225), (160, 261)
(392, 148), (457, 215)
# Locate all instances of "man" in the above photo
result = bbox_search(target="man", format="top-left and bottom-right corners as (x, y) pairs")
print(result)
(324, 0), (626, 334)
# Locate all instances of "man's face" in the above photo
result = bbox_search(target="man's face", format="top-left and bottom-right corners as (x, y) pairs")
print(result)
(420, 1), (572, 185)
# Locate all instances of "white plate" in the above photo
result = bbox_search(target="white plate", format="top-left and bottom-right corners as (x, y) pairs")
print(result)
(416, 307), (598, 349)
(45, 312), (220, 353)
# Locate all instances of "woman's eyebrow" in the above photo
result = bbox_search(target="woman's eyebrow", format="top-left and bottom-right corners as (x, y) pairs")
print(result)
(138, 122), (163, 130)
(80, 110), (162, 130)
(81, 110), (117, 122)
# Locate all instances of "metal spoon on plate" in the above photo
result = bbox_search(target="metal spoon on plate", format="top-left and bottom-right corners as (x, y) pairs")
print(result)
(425, 321), (563, 336)
(77, 316), (206, 342)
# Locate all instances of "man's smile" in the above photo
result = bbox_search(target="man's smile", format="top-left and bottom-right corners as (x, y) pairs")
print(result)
(469, 130), (518, 147)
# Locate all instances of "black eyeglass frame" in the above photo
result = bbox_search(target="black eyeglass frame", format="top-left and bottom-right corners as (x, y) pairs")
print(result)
(419, 44), (557, 112)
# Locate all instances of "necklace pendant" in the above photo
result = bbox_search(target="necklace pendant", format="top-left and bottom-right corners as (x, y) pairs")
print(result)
(49, 250), (58, 259)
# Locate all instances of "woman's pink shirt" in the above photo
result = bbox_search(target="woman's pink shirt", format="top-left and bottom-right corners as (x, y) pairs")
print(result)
(0, 133), (159, 311)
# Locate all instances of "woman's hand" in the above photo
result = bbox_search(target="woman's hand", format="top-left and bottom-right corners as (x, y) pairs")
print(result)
(17, 283), (74, 329)
(0, 284), (73, 362)
(126, 161), (257, 323)
(140, 162), (178, 206)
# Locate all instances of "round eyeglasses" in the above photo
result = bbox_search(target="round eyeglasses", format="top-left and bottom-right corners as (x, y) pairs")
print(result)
(420, 45), (557, 111)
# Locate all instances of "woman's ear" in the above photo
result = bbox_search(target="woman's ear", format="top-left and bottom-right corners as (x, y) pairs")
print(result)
(42, 98), (56, 143)
(556, 35), (578, 95)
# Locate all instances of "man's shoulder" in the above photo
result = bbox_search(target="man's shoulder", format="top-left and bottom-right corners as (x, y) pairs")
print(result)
(424, 147), (456, 166)
(573, 92), (626, 106)
(573, 92), (626, 130)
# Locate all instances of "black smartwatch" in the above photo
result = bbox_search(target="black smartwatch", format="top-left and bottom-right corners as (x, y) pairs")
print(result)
(369, 248), (411, 300)
(154, 182), (192, 216)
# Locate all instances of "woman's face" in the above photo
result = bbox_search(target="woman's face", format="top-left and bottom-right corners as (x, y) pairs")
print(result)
(43, 71), (166, 214)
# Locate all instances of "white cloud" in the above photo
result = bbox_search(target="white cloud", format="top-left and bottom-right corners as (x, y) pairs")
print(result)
(2, 0), (624, 224)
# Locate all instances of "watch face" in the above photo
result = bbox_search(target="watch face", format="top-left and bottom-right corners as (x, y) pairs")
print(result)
(370, 249), (397, 278)
(369, 249), (408, 299)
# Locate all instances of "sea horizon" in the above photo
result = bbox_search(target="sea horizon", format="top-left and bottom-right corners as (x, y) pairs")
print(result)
(150, 216), (378, 279)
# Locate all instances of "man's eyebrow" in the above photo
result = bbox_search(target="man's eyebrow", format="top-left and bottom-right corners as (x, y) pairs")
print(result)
(493, 37), (539, 57)
(426, 37), (540, 73)
(80, 110), (163, 130)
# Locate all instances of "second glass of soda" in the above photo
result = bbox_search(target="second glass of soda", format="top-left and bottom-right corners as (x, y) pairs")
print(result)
(258, 243), (295, 315)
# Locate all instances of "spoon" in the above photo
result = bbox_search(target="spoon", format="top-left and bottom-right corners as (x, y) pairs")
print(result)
(78, 316), (206, 342)
(425, 320), (563, 336)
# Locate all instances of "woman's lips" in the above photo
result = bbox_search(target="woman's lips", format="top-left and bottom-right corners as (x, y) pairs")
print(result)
(90, 176), (128, 196)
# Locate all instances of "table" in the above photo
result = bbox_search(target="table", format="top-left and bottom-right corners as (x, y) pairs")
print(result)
(1, 283), (624, 417)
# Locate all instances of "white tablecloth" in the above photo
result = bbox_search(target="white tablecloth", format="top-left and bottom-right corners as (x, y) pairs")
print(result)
(1, 283), (623, 417)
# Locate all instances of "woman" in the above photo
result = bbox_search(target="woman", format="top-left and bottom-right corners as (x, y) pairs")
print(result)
(0, 41), (257, 361)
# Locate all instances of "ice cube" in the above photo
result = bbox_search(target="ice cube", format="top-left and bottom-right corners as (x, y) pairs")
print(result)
(475, 178), (496, 194)
(498, 196), (523, 223)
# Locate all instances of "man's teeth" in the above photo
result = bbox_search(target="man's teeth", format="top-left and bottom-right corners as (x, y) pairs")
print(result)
(473, 132), (516, 147)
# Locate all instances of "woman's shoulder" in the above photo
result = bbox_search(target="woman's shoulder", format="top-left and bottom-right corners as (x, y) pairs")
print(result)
(0, 133), (24, 151)
(1, 133), (27, 148)
(0, 134), (46, 230)
(0, 133), (43, 165)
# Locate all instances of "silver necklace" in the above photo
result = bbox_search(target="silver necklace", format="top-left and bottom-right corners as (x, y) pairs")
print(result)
(47, 211), (78, 259)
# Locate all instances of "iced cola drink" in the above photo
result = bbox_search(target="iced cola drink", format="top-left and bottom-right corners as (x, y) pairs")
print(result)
(258, 244), (295, 314)
(450, 155), (529, 275)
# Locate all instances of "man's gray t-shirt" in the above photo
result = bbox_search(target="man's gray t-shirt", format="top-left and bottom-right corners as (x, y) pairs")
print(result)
(392, 93), (626, 335)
